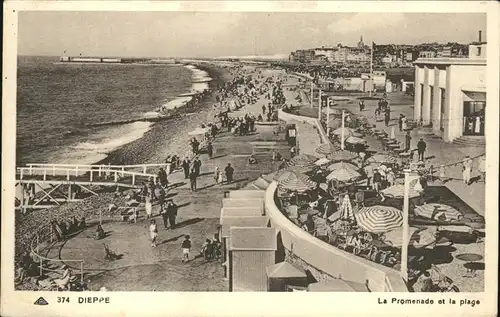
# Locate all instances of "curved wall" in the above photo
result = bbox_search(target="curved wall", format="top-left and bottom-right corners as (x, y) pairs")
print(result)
(265, 181), (408, 292)
(278, 109), (328, 144)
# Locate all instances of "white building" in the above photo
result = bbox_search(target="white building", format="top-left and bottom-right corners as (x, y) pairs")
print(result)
(413, 41), (486, 142)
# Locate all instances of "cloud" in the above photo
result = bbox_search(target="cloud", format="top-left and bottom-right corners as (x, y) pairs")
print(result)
(327, 13), (406, 35)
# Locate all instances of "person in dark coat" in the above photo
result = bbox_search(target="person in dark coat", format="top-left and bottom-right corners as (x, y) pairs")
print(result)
(405, 131), (412, 152)
(398, 114), (404, 132)
(189, 169), (197, 192)
(182, 158), (191, 179)
(193, 157), (202, 176)
(207, 142), (213, 159)
(384, 109), (390, 127)
(224, 163), (234, 183)
(417, 138), (427, 161)
(158, 168), (168, 188)
(166, 200), (178, 229)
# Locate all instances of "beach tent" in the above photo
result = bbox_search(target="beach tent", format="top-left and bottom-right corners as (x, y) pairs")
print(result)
(266, 262), (307, 292)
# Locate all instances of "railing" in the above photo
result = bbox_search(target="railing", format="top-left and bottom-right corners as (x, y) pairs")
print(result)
(29, 223), (85, 285)
(27, 205), (139, 289)
(17, 166), (157, 186)
(25, 163), (170, 175)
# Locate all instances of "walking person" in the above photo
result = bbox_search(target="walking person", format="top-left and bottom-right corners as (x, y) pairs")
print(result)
(384, 109), (390, 127)
(193, 157), (202, 177)
(358, 100), (365, 112)
(462, 155), (473, 186)
(149, 220), (158, 248)
(214, 166), (222, 184)
(166, 200), (178, 229)
(225, 163), (234, 184)
(182, 158), (191, 179)
(181, 235), (192, 263)
(148, 177), (157, 201)
(478, 155), (486, 183)
(398, 114), (404, 132)
(373, 169), (382, 193)
(207, 142), (214, 159)
(417, 138), (427, 161)
(189, 169), (197, 192)
(158, 186), (166, 214)
(405, 131), (412, 152)
(145, 196), (153, 219)
(157, 168), (168, 188)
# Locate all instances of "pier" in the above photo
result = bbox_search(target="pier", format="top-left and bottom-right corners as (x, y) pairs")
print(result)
(15, 163), (168, 211)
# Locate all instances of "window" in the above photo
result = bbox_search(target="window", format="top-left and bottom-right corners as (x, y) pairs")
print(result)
(477, 47), (482, 56)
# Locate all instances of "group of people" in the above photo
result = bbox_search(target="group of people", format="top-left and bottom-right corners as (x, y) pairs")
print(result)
(51, 216), (87, 241)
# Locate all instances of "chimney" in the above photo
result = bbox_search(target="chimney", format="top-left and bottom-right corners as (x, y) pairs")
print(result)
(479, 30), (482, 42)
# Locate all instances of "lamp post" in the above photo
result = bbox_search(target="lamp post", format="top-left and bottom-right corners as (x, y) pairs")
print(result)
(310, 82), (314, 108)
(401, 168), (411, 281)
(341, 110), (345, 150)
(326, 97), (331, 137)
(318, 89), (322, 121)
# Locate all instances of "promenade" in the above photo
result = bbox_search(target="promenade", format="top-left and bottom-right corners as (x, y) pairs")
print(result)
(33, 64), (295, 291)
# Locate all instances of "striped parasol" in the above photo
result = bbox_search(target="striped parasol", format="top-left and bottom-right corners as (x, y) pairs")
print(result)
(332, 127), (353, 137)
(287, 154), (317, 169)
(315, 157), (331, 166)
(355, 206), (403, 233)
(326, 150), (358, 162)
(345, 136), (366, 144)
(327, 161), (359, 172)
(366, 153), (400, 164)
(384, 226), (437, 248)
(381, 184), (422, 199)
(278, 173), (316, 192)
(339, 194), (354, 221)
(414, 203), (463, 222)
(327, 118), (342, 129)
(315, 143), (339, 155)
(326, 167), (362, 182)
(273, 167), (308, 181)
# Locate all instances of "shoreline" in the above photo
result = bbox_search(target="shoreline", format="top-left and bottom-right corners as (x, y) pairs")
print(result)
(95, 63), (232, 166)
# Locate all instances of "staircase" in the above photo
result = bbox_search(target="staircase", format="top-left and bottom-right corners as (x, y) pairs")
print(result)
(452, 136), (486, 147)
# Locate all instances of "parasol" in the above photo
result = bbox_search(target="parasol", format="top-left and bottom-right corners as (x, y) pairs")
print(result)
(414, 203), (463, 222)
(326, 150), (357, 162)
(315, 143), (339, 155)
(384, 226), (437, 248)
(278, 173), (316, 192)
(381, 184), (422, 199)
(286, 154), (317, 169)
(315, 157), (331, 166)
(273, 168), (307, 181)
(332, 127), (353, 137)
(326, 167), (362, 182)
(327, 161), (359, 172)
(339, 194), (355, 221)
(354, 205), (403, 234)
(345, 136), (366, 144)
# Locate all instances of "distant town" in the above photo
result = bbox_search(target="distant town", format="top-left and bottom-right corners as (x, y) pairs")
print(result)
(288, 35), (476, 67)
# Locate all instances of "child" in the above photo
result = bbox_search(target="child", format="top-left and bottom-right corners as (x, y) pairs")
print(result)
(201, 239), (214, 261)
(145, 196), (153, 219)
(149, 220), (158, 248)
(181, 235), (191, 263)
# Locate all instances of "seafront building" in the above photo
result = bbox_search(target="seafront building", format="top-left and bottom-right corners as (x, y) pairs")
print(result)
(413, 31), (486, 142)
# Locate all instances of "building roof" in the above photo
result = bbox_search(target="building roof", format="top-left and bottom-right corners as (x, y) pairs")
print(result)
(220, 206), (264, 218)
(414, 58), (486, 66)
(266, 262), (306, 278)
(220, 216), (269, 237)
(228, 227), (277, 251)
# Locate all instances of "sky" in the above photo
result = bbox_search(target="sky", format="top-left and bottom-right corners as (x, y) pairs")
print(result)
(18, 12), (486, 58)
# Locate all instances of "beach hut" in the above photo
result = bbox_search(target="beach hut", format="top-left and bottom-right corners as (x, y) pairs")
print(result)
(222, 198), (264, 212)
(266, 262), (307, 292)
(228, 227), (278, 292)
(220, 216), (270, 277)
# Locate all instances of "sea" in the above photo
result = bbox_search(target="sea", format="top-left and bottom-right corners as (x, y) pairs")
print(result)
(16, 56), (211, 166)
